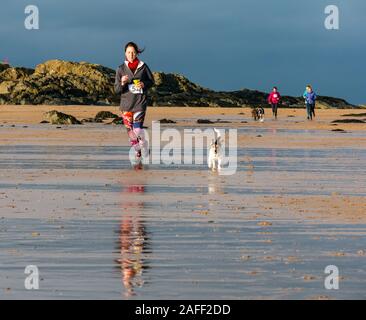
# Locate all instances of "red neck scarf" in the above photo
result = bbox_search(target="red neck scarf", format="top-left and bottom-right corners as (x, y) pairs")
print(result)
(127, 58), (139, 74)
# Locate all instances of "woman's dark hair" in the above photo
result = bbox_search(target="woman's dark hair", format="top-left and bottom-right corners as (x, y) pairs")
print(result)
(273, 86), (278, 90)
(124, 42), (145, 54)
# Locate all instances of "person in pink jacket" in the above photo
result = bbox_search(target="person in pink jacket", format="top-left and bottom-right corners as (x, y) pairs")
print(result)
(267, 87), (281, 119)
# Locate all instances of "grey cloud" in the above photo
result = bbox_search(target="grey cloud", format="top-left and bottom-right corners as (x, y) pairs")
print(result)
(0, 0), (365, 103)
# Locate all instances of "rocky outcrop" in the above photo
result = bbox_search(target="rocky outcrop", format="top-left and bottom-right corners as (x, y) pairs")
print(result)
(341, 112), (366, 117)
(94, 111), (119, 121)
(0, 67), (34, 81)
(0, 63), (10, 73)
(158, 118), (177, 124)
(0, 59), (357, 108)
(44, 110), (82, 125)
(0, 60), (117, 105)
(332, 119), (365, 124)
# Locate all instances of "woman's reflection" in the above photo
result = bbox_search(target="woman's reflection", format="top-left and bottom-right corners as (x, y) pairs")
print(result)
(117, 183), (150, 298)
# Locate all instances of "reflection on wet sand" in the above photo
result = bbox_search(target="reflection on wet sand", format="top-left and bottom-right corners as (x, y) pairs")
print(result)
(117, 183), (150, 298)
(208, 174), (223, 195)
(245, 156), (255, 184)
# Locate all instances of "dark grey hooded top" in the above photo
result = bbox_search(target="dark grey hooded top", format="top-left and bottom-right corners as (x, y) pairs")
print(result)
(114, 61), (155, 113)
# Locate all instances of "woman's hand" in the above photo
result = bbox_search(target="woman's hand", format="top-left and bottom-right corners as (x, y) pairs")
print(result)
(136, 81), (144, 89)
(121, 75), (129, 85)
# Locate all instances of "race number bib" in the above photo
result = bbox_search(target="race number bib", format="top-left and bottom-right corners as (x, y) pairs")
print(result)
(128, 84), (143, 94)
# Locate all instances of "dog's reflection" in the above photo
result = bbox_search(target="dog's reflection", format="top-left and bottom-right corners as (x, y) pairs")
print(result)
(207, 173), (224, 196)
(117, 183), (150, 298)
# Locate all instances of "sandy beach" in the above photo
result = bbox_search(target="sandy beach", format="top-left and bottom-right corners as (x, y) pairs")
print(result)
(1, 105), (366, 148)
(0, 105), (365, 299)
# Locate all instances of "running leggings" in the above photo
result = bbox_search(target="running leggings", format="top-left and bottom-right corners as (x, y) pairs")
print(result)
(271, 104), (278, 117)
(122, 111), (146, 151)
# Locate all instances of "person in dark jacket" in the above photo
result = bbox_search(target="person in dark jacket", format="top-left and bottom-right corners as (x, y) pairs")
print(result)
(303, 85), (317, 120)
(115, 42), (155, 161)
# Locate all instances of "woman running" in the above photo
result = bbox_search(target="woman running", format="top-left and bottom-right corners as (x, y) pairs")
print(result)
(267, 86), (281, 119)
(114, 42), (155, 162)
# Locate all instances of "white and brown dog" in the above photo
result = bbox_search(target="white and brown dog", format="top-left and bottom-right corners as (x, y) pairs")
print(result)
(252, 106), (265, 122)
(208, 128), (223, 172)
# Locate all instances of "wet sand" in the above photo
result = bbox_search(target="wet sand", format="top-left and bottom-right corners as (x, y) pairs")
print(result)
(0, 105), (365, 299)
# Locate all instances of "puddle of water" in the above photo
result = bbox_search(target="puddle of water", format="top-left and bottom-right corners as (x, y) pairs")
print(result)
(1, 127), (365, 299)
(0, 146), (365, 174)
(1, 217), (366, 299)
(0, 182), (364, 197)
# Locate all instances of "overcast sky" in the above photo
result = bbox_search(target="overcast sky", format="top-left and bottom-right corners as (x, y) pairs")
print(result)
(1, 0), (365, 104)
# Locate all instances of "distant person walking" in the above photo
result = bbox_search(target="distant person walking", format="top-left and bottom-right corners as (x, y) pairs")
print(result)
(115, 42), (155, 163)
(303, 85), (317, 120)
(267, 87), (281, 119)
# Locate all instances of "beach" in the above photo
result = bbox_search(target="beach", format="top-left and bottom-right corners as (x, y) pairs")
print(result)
(0, 105), (365, 299)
